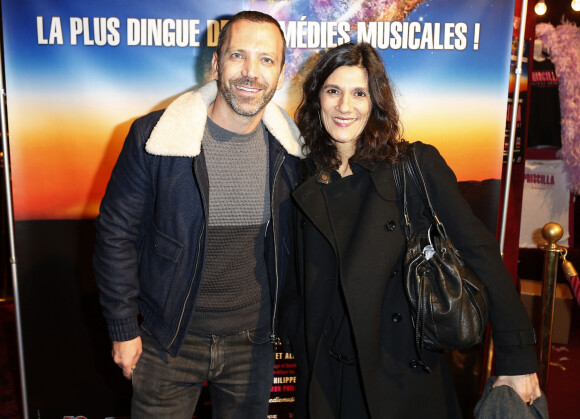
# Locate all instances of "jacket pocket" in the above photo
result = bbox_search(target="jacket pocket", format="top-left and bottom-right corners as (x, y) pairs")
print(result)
(139, 225), (184, 312)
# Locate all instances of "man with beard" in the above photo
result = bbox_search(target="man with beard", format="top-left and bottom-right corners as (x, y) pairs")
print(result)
(93, 11), (302, 418)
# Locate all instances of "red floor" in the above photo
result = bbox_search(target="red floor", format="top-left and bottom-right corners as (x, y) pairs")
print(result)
(545, 305), (580, 419)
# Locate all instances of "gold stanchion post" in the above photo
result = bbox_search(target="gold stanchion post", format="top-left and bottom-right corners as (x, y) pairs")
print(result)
(537, 222), (564, 392)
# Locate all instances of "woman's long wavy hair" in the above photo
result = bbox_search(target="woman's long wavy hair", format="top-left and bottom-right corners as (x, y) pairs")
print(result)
(295, 42), (405, 171)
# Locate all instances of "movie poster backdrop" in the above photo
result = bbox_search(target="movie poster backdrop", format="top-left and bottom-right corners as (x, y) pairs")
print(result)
(0, 0), (516, 417)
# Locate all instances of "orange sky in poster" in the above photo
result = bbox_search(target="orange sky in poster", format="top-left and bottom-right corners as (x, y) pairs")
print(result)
(8, 89), (507, 220)
(9, 101), (139, 220)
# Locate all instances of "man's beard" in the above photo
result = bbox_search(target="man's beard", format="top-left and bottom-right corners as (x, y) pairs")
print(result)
(217, 76), (277, 117)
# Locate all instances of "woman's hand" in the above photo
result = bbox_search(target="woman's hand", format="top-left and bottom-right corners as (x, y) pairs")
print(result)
(493, 373), (542, 405)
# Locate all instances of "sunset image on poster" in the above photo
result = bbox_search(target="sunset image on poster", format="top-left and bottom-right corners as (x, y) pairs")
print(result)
(2, 0), (515, 220)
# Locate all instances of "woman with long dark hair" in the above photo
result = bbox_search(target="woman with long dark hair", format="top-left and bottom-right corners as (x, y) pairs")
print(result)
(280, 42), (541, 418)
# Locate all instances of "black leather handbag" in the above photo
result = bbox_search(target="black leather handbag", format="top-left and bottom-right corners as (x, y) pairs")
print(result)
(393, 146), (489, 372)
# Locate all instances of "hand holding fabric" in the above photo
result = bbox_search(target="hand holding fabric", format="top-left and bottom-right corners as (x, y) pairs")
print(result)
(493, 373), (542, 405)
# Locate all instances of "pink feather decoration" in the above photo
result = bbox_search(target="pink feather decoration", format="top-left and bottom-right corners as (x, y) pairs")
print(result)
(535, 21), (580, 193)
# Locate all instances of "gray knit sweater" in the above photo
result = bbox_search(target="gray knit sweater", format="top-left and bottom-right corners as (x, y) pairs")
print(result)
(189, 117), (271, 335)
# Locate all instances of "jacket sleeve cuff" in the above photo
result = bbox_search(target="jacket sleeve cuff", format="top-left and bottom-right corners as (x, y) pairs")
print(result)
(107, 317), (141, 342)
(493, 329), (540, 375)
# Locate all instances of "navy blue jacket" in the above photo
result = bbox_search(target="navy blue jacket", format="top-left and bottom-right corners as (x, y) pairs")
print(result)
(94, 81), (303, 356)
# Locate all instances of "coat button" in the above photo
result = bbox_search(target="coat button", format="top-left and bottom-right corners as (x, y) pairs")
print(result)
(391, 270), (398, 277)
(391, 313), (402, 323)
(384, 220), (396, 231)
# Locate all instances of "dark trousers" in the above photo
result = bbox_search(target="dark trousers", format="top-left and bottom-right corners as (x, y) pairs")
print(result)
(131, 327), (275, 418)
(307, 338), (371, 419)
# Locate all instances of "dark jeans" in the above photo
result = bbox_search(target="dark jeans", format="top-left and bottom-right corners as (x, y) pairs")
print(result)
(132, 327), (275, 418)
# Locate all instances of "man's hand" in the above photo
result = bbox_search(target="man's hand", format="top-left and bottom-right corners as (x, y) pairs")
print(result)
(112, 337), (142, 380)
(493, 373), (542, 405)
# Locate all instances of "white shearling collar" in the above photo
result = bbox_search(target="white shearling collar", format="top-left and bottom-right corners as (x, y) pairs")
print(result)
(145, 80), (304, 158)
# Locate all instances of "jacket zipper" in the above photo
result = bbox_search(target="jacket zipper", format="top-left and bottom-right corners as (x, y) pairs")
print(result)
(167, 222), (205, 349)
(269, 151), (285, 343)
(167, 157), (209, 350)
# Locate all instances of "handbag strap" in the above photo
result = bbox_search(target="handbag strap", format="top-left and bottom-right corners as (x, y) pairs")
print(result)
(392, 153), (411, 239)
(405, 146), (449, 240)
(393, 145), (449, 241)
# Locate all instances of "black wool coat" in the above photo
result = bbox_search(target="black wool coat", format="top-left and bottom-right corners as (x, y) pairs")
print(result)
(279, 142), (539, 419)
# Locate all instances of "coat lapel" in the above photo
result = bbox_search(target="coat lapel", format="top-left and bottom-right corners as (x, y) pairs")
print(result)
(293, 163), (402, 253)
(368, 162), (399, 202)
(292, 177), (336, 248)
